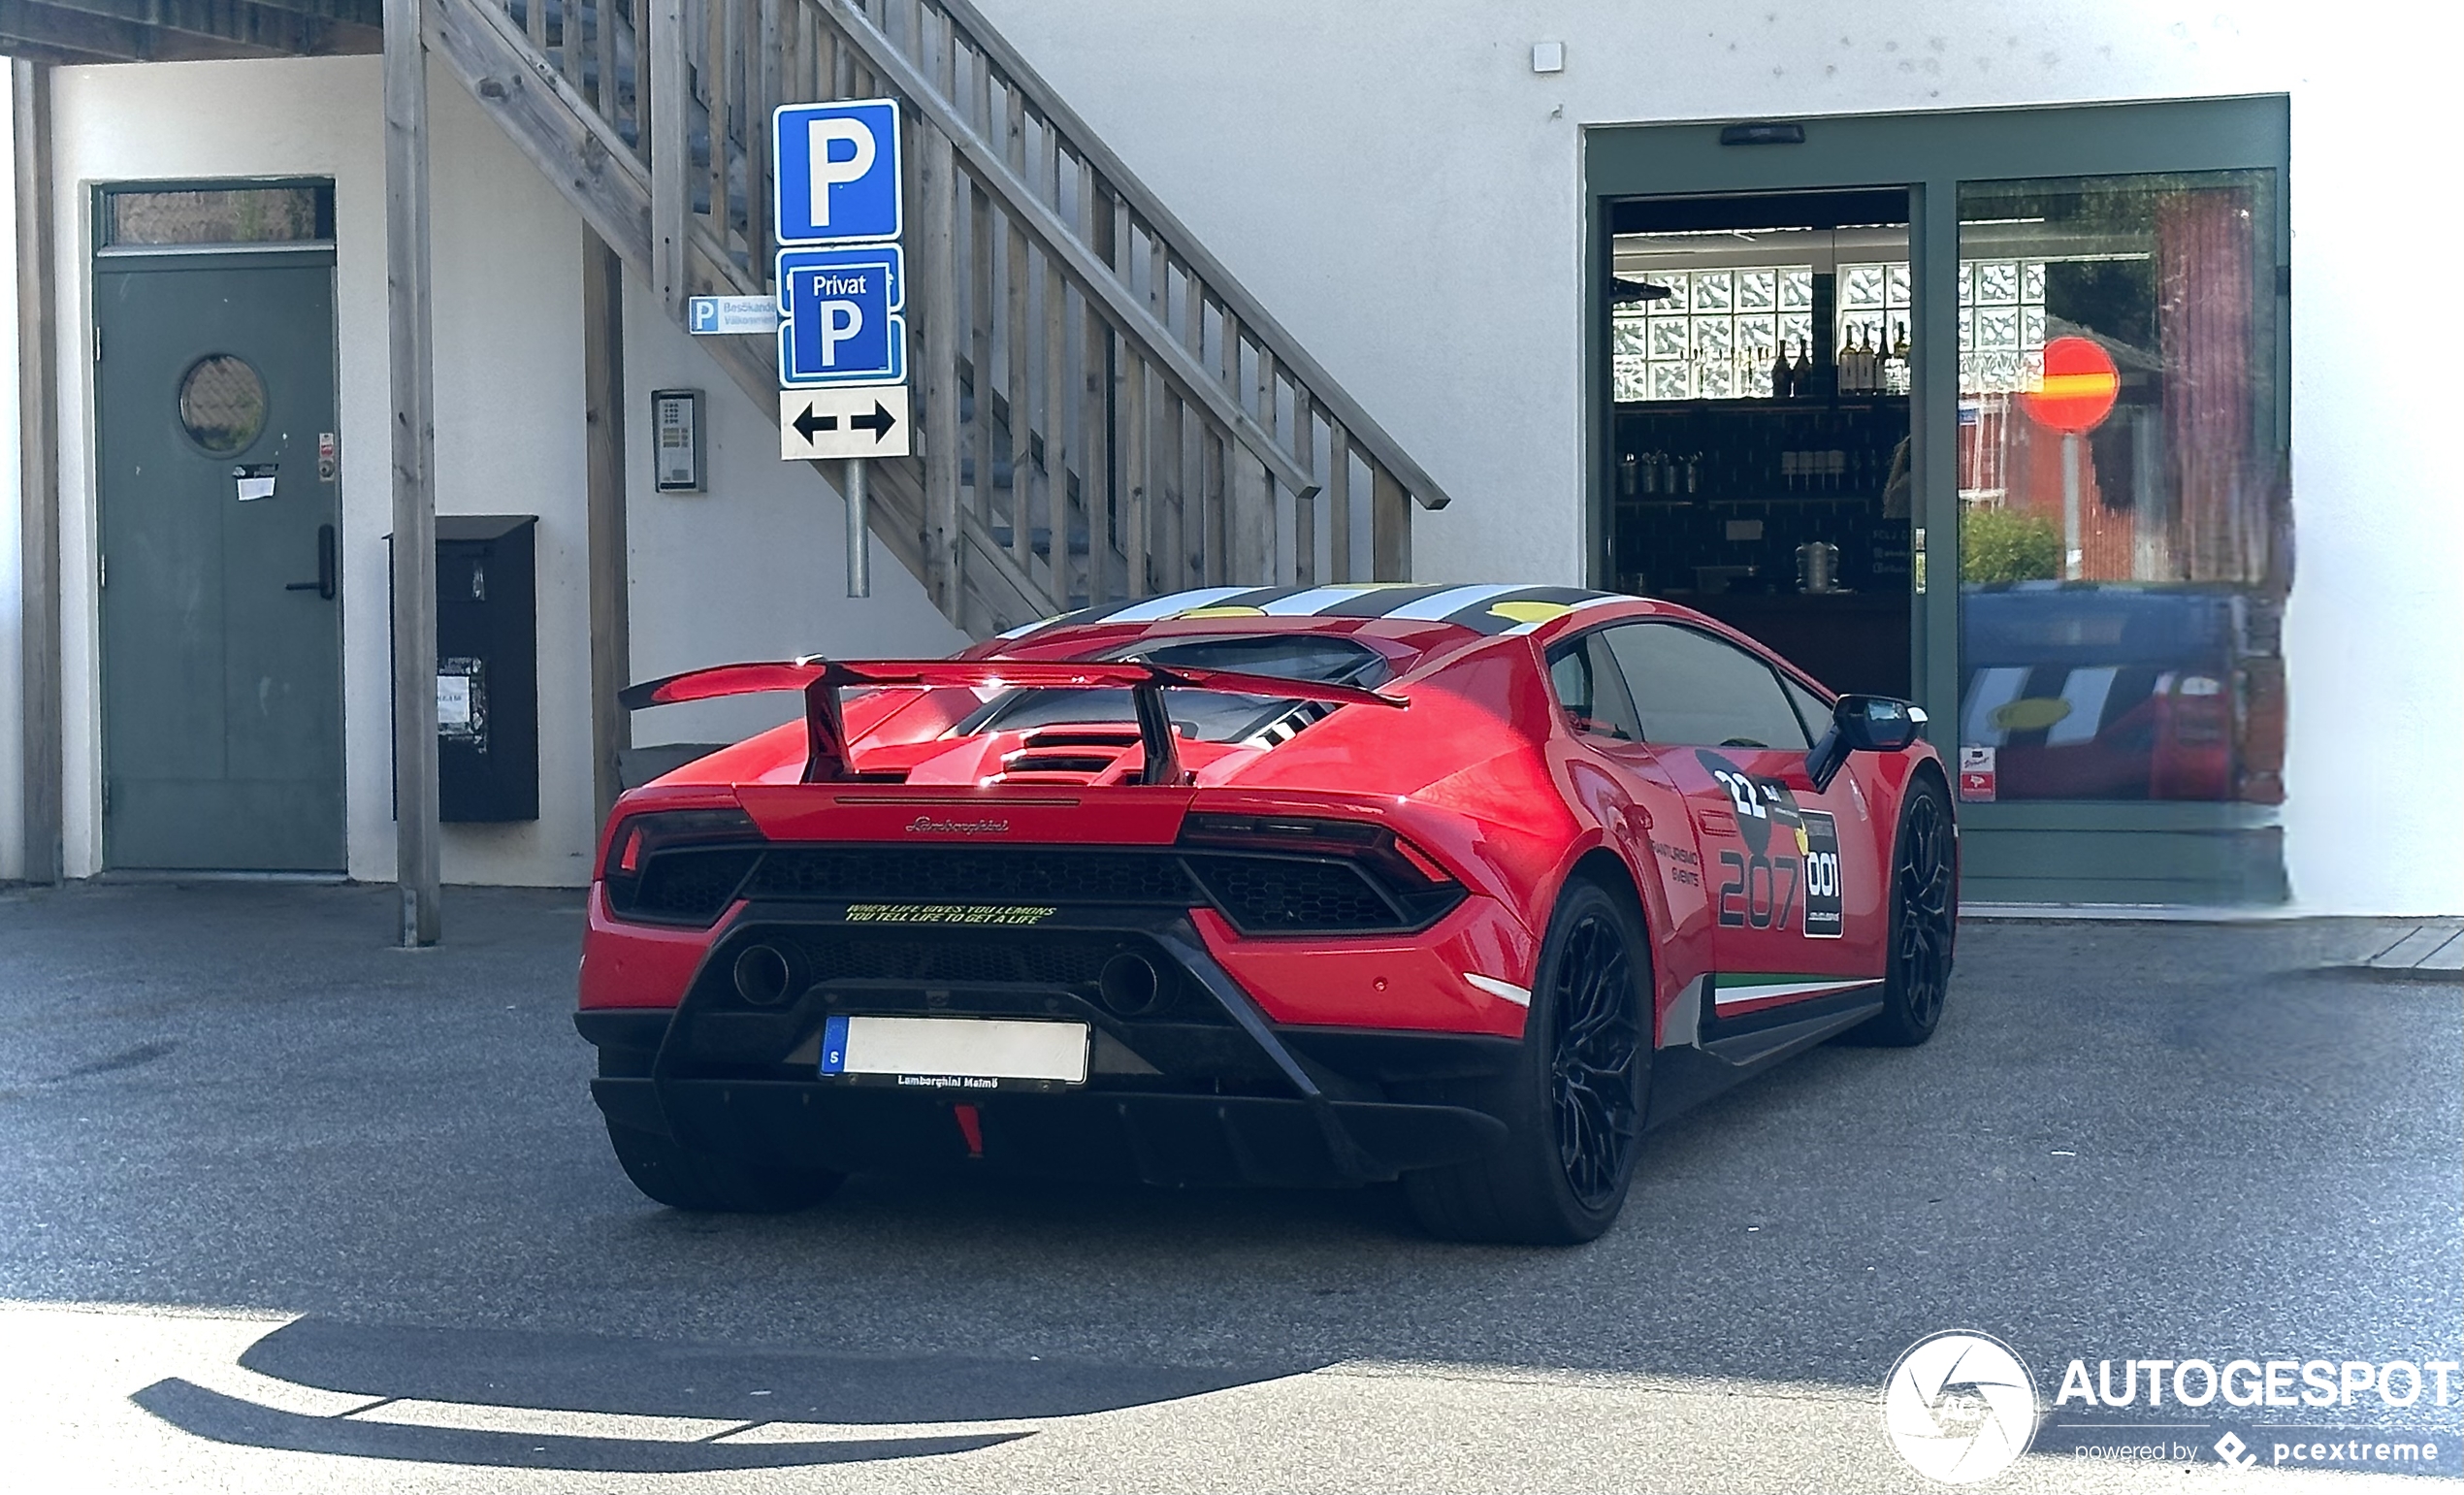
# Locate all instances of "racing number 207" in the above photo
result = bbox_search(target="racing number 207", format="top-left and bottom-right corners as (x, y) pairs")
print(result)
(1716, 850), (1799, 930)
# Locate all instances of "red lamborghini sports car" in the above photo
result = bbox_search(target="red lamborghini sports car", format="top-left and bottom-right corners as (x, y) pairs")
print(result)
(577, 584), (1957, 1244)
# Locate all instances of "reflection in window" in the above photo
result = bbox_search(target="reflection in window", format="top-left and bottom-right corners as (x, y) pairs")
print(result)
(1954, 172), (2286, 806)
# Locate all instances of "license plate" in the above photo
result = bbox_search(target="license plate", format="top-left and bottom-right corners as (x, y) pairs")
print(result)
(817, 1015), (1089, 1089)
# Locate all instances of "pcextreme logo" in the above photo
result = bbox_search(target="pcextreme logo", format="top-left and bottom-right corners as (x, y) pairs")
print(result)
(1882, 1331), (2039, 1483)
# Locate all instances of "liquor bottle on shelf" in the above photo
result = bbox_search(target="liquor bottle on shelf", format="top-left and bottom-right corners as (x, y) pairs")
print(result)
(1792, 341), (1813, 401)
(1619, 452), (1637, 498)
(1885, 322), (1911, 395)
(1839, 326), (1865, 394)
(1769, 342), (1793, 400)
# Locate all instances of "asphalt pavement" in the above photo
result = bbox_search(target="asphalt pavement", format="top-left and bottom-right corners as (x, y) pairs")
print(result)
(0, 880), (2456, 1492)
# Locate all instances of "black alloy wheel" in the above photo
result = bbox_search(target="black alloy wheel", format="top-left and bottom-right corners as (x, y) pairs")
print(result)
(1858, 775), (1956, 1046)
(1549, 908), (1645, 1211)
(1404, 877), (1650, 1245)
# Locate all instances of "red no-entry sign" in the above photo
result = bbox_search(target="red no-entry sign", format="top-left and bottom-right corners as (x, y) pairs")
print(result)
(2020, 335), (2119, 435)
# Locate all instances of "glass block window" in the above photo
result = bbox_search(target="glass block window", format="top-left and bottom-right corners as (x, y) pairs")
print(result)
(1835, 261), (1914, 366)
(1613, 266), (1814, 402)
(1960, 258), (2050, 394)
(1830, 258), (2052, 394)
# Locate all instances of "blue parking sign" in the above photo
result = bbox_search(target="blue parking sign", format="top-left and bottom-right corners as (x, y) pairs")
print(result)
(773, 99), (902, 246)
(777, 245), (906, 386)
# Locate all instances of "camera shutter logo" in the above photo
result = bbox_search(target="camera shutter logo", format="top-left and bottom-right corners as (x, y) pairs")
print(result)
(1883, 1331), (2040, 1483)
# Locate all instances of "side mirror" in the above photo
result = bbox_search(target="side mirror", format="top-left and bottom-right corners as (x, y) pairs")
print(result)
(1805, 695), (1928, 792)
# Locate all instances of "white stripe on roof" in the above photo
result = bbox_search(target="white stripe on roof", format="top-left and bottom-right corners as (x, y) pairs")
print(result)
(1095, 586), (1254, 624)
(1382, 583), (1530, 621)
(1258, 584), (1398, 616)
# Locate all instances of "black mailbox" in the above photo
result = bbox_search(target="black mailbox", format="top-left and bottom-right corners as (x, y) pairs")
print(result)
(434, 515), (538, 823)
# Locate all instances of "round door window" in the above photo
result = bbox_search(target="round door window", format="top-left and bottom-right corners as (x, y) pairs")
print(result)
(177, 353), (267, 454)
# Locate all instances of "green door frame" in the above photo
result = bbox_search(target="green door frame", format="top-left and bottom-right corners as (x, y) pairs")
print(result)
(1582, 95), (2291, 905)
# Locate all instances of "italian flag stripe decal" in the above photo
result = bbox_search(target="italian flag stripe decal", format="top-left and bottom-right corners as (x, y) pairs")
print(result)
(1711, 973), (1883, 1007)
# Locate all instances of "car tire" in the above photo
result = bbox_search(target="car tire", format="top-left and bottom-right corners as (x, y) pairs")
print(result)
(602, 1120), (846, 1214)
(1854, 774), (1957, 1047)
(1403, 876), (1651, 1246)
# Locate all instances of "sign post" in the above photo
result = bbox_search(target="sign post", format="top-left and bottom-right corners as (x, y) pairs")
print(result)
(770, 98), (908, 599)
(2019, 335), (2121, 582)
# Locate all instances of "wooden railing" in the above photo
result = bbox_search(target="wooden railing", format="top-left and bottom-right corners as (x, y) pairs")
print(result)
(481, 0), (1450, 634)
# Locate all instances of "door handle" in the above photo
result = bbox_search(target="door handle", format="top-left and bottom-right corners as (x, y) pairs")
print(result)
(286, 523), (337, 601)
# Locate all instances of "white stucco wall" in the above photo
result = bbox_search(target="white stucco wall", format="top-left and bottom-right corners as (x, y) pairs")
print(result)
(967, 0), (2462, 915)
(620, 268), (965, 753)
(39, 54), (956, 889)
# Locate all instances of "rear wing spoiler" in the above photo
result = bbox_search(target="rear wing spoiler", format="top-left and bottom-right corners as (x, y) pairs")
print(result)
(619, 657), (1407, 785)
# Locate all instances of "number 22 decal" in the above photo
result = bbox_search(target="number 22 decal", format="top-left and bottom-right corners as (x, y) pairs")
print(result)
(1711, 768), (1765, 822)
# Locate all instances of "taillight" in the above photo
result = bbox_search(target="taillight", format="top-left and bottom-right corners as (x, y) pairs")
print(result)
(600, 807), (764, 926)
(1177, 812), (1464, 931)
(1180, 812), (1386, 857)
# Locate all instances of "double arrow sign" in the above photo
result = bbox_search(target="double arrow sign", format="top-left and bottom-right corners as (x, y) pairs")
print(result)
(777, 386), (913, 461)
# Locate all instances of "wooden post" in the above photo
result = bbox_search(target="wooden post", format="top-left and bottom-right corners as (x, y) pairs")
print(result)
(648, 0), (688, 317)
(1325, 422), (1352, 582)
(13, 61), (61, 886)
(386, 0), (441, 945)
(920, 127), (960, 610)
(581, 230), (630, 828)
(1290, 390), (1313, 587)
(1371, 462), (1410, 582)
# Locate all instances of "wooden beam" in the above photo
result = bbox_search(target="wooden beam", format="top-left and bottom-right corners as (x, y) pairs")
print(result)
(384, 0), (439, 943)
(581, 229), (630, 829)
(25, 0), (351, 54)
(150, 0), (378, 25)
(422, 0), (648, 260)
(0, 0), (150, 58)
(14, 60), (61, 885)
(646, 0), (684, 314)
(0, 32), (137, 61)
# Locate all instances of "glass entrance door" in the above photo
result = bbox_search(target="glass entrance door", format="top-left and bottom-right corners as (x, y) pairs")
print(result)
(1605, 190), (1916, 699)
(1950, 172), (2286, 812)
(1585, 97), (2291, 904)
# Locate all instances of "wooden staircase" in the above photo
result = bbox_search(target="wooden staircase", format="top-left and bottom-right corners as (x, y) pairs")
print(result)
(426, 0), (1453, 636)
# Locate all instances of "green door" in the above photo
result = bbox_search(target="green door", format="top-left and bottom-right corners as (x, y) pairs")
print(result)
(95, 250), (343, 870)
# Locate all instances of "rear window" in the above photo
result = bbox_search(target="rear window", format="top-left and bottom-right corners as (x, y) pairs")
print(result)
(961, 634), (1391, 744)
